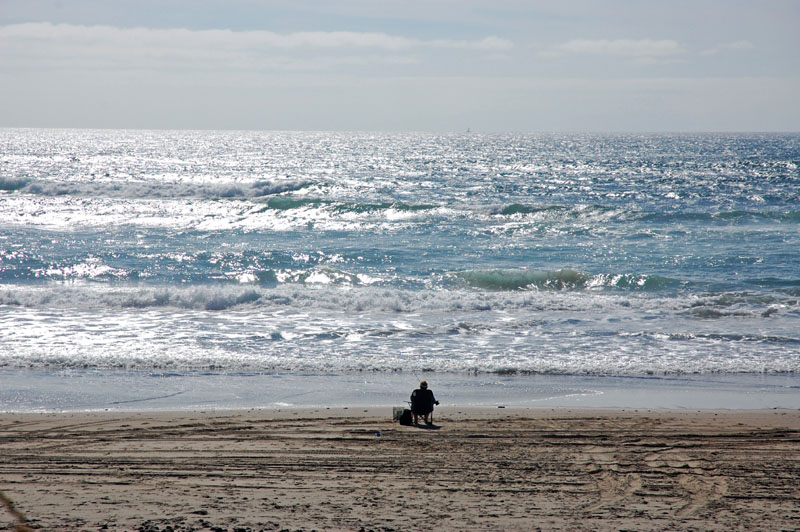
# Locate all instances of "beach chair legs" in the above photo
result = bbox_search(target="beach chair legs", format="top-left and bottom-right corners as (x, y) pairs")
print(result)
(413, 412), (433, 425)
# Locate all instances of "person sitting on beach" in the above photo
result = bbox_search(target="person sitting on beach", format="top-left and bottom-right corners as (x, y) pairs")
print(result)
(410, 380), (439, 425)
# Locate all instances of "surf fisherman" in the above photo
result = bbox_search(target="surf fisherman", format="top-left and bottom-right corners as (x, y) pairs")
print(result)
(410, 380), (439, 425)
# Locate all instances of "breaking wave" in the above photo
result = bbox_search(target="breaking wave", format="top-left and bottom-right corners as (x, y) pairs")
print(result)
(0, 281), (678, 314)
(263, 197), (437, 214)
(0, 177), (30, 191)
(493, 203), (800, 225)
(459, 269), (681, 292)
(3, 178), (315, 199)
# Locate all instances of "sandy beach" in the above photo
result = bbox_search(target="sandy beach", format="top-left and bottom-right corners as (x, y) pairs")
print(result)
(2, 408), (799, 532)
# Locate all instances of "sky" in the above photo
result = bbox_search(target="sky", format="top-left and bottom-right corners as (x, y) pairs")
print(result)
(1, 0), (798, 132)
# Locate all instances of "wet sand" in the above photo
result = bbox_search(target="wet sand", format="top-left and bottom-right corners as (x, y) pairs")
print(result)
(2, 408), (799, 531)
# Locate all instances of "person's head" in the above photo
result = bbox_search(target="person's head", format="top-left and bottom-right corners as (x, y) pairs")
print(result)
(420, 380), (428, 389)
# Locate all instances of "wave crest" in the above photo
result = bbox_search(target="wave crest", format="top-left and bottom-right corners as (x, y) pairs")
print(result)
(460, 269), (588, 291)
(460, 269), (680, 291)
(6, 178), (314, 199)
(0, 177), (30, 191)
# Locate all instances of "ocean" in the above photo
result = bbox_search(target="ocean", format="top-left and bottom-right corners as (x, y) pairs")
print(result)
(1, 129), (799, 411)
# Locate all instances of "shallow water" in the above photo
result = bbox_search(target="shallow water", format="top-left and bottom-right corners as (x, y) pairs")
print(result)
(2, 370), (798, 412)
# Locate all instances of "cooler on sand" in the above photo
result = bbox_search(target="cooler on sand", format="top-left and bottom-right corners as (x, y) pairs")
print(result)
(393, 406), (413, 425)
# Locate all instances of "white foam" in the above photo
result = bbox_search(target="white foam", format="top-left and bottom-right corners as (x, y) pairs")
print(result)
(0, 283), (797, 375)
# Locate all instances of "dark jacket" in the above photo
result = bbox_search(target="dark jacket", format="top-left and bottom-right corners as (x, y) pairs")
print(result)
(410, 388), (436, 414)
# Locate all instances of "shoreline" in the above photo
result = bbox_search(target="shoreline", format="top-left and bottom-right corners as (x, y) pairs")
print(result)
(2, 407), (799, 531)
(3, 369), (800, 413)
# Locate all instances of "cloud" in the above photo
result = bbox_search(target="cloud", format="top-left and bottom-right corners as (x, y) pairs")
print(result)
(539, 38), (684, 62)
(445, 36), (514, 51)
(700, 40), (755, 56)
(0, 23), (512, 72)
